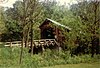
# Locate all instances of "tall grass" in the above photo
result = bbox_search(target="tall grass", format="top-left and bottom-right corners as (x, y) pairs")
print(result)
(0, 46), (100, 68)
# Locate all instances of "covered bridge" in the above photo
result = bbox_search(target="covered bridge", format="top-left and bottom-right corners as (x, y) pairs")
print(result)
(29, 18), (71, 54)
(39, 18), (71, 44)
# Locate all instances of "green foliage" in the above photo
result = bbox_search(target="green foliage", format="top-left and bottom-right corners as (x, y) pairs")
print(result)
(62, 0), (100, 55)
(5, 20), (21, 32)
(0, 47), (100, 68)
(0, 0), (100, 67)
(0, 7), (7, 34)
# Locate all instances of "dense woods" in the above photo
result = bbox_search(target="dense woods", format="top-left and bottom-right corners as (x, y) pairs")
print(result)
(0, 0), (100, 67)
(0, 0), (100, 55)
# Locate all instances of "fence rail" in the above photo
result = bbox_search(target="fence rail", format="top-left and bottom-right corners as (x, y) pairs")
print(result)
(4, 39), (59, 47)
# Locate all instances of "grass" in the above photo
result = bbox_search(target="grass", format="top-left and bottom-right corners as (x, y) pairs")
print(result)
(0, 43), (100, 68)
(43, 62), (100, 68)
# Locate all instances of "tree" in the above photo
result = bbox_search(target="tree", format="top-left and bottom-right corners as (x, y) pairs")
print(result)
(70, 0), (100, 56)
(4, 0), (43, 63)
(19, 0), (43, 63)
(0, 7), (6, 35)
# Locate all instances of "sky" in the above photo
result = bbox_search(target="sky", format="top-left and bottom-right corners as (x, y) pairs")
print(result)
(0, 0), (76, 8)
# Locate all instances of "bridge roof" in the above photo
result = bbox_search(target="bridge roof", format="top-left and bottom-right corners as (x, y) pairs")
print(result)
(39, 18), (71, 30)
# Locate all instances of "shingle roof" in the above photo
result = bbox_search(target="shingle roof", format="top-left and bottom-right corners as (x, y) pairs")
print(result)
(46, 18), (71, 30)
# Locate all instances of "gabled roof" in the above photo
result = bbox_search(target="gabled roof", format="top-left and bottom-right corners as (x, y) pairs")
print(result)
(40, 18), (71, 30)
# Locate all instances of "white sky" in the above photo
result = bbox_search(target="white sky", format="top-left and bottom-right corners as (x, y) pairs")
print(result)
(0, 0), (77, 8)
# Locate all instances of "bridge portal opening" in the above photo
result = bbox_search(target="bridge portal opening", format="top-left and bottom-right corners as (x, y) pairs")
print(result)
(42, 27), (55, 39)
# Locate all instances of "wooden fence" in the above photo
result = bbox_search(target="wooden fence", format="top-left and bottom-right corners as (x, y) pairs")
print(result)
(4, 39), (59, 47)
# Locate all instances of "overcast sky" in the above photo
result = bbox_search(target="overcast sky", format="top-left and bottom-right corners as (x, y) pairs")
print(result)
(0, 0), (76, 8)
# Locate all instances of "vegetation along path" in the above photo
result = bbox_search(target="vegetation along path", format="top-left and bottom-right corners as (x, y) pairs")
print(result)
(43, 62), (100, 68)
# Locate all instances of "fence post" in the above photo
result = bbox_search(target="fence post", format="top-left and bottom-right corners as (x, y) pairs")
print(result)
(10, 42), (12, 47)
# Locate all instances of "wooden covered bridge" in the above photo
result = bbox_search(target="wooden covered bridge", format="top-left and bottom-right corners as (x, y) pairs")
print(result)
(5, 18), (71, 53)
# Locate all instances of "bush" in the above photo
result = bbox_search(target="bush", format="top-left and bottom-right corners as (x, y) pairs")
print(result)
(0, 47), (100, 68)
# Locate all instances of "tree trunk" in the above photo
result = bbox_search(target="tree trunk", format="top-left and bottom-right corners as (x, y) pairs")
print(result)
(26, 27), (30, 48)
(30, 19), (34, 55)
(25, 27), (30, 48)
(19, 31), (24, 64)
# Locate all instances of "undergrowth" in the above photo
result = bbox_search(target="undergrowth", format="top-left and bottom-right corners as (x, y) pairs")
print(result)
(0, 47), (100, 68)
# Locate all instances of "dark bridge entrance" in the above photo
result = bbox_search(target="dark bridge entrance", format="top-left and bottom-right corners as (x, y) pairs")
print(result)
(42, 27), (55, 39)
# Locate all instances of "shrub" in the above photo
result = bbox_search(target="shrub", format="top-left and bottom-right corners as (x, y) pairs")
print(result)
(0, 47), (100, 68)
